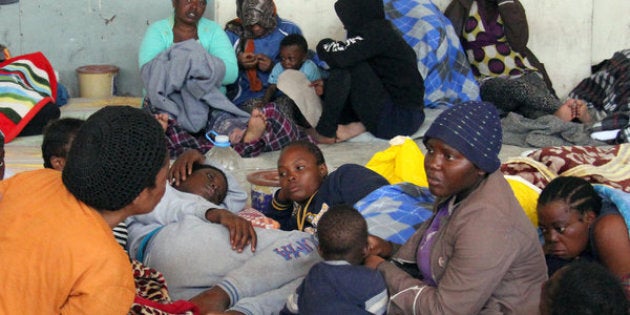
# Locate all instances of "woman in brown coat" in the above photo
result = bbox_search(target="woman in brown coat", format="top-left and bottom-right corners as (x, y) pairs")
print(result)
(365, 101), (547, 314)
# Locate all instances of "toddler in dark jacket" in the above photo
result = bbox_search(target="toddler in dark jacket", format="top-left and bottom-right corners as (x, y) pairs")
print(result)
(282, 204), (388, 315)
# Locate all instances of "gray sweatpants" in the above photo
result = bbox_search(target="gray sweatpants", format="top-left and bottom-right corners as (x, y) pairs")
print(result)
(144, 215), (321, 314)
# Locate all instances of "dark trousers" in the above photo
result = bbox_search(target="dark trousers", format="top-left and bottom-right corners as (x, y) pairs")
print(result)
(19, 102), (60, 137)
(317, 62), (424, 139)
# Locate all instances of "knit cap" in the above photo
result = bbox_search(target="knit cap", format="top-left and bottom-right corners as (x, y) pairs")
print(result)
(62, 106), (167, 211)
(423, 101), (502, 173)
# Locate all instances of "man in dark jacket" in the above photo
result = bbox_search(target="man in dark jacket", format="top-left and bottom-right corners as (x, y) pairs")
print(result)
(311, 0), (425, 143)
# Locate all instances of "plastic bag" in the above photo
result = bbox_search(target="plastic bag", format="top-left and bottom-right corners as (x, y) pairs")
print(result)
(365, 136), (428, 187)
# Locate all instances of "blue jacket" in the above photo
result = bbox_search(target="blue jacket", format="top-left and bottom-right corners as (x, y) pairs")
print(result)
(226, 17), (302, 106)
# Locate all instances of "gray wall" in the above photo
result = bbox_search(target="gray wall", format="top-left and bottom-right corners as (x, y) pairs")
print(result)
(0, 0), (215, 97)
(3, 0), (629, 98)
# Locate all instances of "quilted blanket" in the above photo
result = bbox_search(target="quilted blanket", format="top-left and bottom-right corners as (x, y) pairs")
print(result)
(0, 52), (57, 142)
(501, 144), (630, 193)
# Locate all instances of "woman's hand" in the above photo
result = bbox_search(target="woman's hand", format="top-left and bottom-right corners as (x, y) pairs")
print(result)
(206, 209), (258, 253)
(255, 54), (273, 72)
(238, 52), (258, 69)
(169, 149), (205, 186)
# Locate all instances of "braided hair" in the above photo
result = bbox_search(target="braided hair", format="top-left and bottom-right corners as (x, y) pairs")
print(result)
(281, 140), (326, 166)
(538, 176), (602, 216)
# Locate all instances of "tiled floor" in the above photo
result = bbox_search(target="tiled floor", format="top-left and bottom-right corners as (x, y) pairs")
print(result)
(4, 97), (530, 204)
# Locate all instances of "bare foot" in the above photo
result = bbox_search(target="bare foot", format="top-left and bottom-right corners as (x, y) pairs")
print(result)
(336, 122), (366, 141)
(229, 127), (246, 144)
(574, 100), (592, 123)
(154, 113), (169, 131)
(554, 100), (574, 122)
(250, 107), (267, 123)
(243, 108), (267, 143)
(305, 128), (336, 144)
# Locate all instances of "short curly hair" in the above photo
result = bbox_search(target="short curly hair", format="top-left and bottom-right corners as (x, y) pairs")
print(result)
(543, 261), (628, 315)
(41, 117), (85, 169)
(280, 34), (308, 54)
(317, 204), (367, 264)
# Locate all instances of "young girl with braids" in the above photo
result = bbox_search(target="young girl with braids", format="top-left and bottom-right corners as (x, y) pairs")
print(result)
(537, 176), (630, 297)
(269, 140), (389, 232)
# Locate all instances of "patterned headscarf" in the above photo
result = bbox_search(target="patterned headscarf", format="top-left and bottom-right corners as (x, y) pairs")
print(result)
(228, 0), (277, 39)
(225, 0), (278, 92)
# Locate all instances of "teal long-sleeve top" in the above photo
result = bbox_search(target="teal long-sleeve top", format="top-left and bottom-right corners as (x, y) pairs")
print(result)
(138, 16), (238, 87)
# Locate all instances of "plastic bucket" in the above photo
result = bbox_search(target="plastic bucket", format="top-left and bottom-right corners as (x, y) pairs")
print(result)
(76, 65), (119, 98)
(246, 170), (280, 215)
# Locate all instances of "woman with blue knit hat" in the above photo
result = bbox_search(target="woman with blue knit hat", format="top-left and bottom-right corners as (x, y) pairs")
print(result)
(365, 101), (547, 314)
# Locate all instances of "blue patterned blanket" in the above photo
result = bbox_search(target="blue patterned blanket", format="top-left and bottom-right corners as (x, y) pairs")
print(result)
(355, 182), (434, 244)
(594, 184), (630, 236)
(384, 0), (480, 108)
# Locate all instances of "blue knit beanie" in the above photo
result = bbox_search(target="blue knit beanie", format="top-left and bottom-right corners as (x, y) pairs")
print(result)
(423, 101), (502, 173)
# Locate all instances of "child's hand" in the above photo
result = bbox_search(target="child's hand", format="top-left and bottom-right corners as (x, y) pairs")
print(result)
(154, 113), (169, 131)
(310, 79), (324, 96)
(206, 209), (258, 253)
(238, 52), (257, 69)
(169, 149), (205, 186)
(367, 235), (393, 258)
(255, 54), (273, 72)
(364, 255), (386, 269)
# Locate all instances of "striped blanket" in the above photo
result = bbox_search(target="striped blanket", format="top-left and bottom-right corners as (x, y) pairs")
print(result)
(383, 0), (480, 108)
(0, 52), (57, 142)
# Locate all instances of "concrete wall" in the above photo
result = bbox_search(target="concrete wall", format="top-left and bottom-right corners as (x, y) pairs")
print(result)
(1, 0), (628, 99)
(0, 0), (214, 97)
(216, 0), (630, 99)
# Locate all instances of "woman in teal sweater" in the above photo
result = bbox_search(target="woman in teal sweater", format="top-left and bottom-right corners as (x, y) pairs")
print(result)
(138, 0), (238, 90)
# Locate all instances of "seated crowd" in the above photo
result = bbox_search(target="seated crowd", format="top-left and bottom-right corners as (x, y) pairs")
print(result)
(1, 0), (629, 314)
